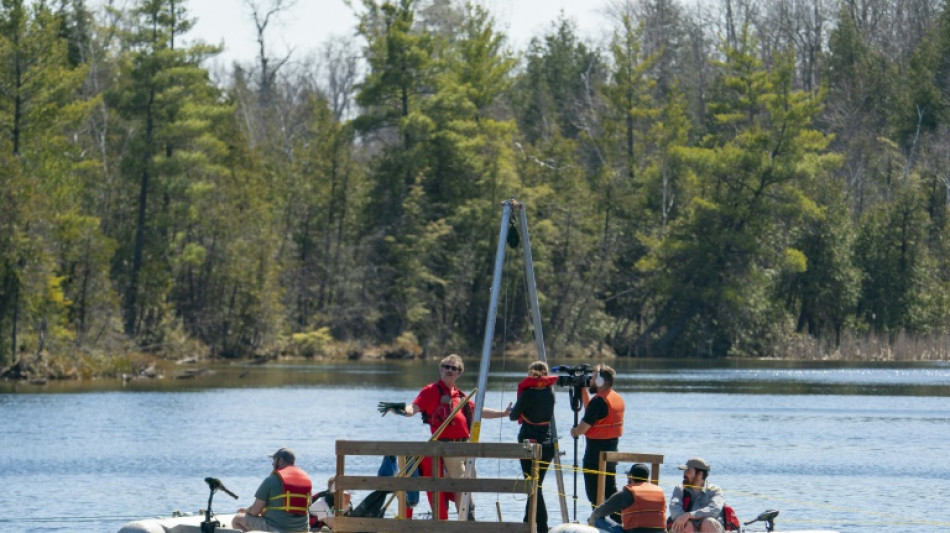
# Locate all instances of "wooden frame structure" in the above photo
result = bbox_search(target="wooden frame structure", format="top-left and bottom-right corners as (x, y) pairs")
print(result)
(595, 451), (664, 506)
(334, 440), (542, 533)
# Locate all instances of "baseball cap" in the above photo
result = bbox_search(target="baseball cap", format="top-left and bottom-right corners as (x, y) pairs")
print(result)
(627, 463), (651, 481)
(268, 447), (296, 464)
(678, 457), (710, 471)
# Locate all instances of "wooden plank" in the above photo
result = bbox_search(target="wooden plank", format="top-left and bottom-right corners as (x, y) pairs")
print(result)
(336, 475), (534, 494)
(336, 440), (540, 460)
(333, 516), (530, 533)
(601, 452), (664, 484)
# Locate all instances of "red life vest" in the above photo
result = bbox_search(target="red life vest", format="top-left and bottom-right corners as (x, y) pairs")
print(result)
(585, 389), (624, 439)
(427, 381), (473, 439)
(515, 376), (558, 425)
(620, 482), (666, 530)
(266, 465), (312, 515)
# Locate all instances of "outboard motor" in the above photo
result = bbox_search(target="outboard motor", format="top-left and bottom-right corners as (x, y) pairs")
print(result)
(744, 509), (780, 532)
(201, 477), (239, 533)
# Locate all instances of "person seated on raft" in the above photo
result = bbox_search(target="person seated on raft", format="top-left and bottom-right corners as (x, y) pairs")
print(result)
(309, 476), (351, 530)
(588, 463), (666, 533)
(232, 447), (312, 533)
(668, 457), (725, 533)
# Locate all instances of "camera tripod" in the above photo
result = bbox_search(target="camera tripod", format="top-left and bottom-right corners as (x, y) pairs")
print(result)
(567, 380), (585, 522)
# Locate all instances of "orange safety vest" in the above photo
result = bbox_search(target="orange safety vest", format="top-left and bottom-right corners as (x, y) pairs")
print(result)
(266, 465), (313, 515)
(585, 389), (624, 439)
(620, 482), (666, 531)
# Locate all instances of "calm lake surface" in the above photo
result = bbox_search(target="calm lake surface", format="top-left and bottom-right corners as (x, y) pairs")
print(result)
(1, 358), (949, 533)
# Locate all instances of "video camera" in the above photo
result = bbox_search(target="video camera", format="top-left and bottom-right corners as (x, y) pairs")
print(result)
(552, 364), (593, 388)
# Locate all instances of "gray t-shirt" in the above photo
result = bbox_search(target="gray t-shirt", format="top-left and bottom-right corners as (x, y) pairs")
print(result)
(255, 472), (309, 532)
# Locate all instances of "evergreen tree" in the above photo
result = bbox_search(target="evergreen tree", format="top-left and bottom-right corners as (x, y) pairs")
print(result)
(0, 0), (91, 363)
(107, 0), (226, 343)
(639, 28), (840, 356)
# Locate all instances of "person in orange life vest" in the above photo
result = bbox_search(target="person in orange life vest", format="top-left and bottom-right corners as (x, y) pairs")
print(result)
(232, 447), (312, 533)
(386, 354), (510, 518)
(588, 463), (666, 533)
(569, 364), (625, 511)
(508, 360), (558, 533)
(668, 457), (725, 533)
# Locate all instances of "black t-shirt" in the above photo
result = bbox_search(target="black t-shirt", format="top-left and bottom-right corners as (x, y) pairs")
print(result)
(581, 395), (609, 426)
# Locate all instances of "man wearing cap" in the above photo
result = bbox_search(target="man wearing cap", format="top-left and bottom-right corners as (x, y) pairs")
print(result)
(587, 463), (666, 533)
(668, 457), (725, 533)
(232, 447), (312, 533)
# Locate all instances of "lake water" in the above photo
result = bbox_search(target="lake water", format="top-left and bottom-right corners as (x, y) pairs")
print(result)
(1, 358), (949, 533)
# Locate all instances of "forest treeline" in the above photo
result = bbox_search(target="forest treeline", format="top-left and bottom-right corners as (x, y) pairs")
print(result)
(2, 0), (950, 377)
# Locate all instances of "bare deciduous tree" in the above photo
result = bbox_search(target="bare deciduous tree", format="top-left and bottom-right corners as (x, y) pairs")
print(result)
(244, 0), (296, 104)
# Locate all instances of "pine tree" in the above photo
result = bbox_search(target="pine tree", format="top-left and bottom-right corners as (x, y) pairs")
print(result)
(107, 0), (226, 342)
(640, 28), (840, 356)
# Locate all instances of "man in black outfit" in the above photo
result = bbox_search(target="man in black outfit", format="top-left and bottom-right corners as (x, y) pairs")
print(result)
(509, 360), (558, 533)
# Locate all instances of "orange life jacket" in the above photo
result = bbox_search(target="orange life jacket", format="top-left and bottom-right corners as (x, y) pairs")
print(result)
(585, 389), (624, 439)
(266, 465), (312, 515)
(620, 482), (666, 530)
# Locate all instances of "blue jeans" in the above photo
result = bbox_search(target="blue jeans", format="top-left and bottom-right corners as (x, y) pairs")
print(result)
(593, 516), (625, 533)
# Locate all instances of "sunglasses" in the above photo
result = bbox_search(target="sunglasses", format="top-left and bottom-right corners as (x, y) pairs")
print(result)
(441, 364), (460, 372)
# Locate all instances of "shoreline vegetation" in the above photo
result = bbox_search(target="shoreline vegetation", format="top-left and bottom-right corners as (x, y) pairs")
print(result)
(3, 332), (948, 385)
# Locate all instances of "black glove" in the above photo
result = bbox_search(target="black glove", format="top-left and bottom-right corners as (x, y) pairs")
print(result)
(377, 401), (407, 416)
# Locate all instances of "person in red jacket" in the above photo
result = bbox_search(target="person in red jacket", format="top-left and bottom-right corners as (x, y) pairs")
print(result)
(382, 354), (510, 519)
(569, 364), (625, 511)
(232, 447), (312, 532)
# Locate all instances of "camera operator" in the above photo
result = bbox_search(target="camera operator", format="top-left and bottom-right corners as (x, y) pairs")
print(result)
(569, 364), (625, 515)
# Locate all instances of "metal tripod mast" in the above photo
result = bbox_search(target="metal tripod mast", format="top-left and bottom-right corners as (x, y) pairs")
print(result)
(464, 199), (569, 523)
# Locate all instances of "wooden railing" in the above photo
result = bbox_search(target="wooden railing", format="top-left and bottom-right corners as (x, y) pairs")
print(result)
(333, 440), (542, 533)
(595, 451), (664, 506)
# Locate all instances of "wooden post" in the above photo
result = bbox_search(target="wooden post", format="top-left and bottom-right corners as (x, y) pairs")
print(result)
(596, 454), (607, 506)
(397, 455), (407, 518)
(335, 452), (346, 520)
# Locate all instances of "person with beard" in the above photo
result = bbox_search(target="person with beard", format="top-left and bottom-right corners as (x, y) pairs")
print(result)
(668, 457), (725, 533)
(232, 448), (312, 533)
(569, 364), (625, 512)
(509, 360), (558, 533)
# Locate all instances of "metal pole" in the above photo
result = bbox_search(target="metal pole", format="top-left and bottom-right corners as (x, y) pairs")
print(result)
(458, 200), (513, 521)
